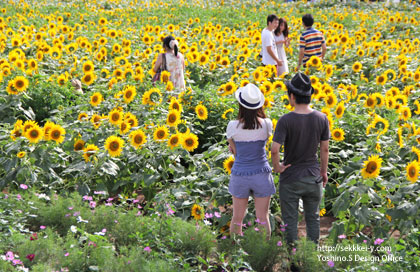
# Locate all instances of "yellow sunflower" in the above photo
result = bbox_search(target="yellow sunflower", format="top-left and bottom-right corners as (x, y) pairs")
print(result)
(43, 121), (55, 141)
(331, 128), (345, 141)
(91, 114), (102, 129)
(78, 112), (88, 121)
(223, 156), (235, 174)
(17, 151), (26, 158)
(129, 129), (147, 149)
(169, 98), (183, 112)
(108, 108), (123, 125)
(104, 135), (124, 157)
(120, 121), (131, 134)
(166, 110), (181, 127)
(74, 139), (85, 151)
(335, 102), (345, 118)
(168, 133), (181, 149)
(122, 85), (137, 104)
(124, 112), (138, 128)
(195, 104), (208, 120)
(48, 124), (66, 143)
(13, 76), (29, 92)
(361, 155), (383, 179)
(82, 72), (95, 85)
(161, 70), (171, 83)
(376, 74), (387, 86)
(222, 108), (234, 120)
(191, 204), (204, 220)
(352, 62), (362, 73)
(82, 60), (94, 74)
(90, 92), (103, 107)
(24, 124), (44, 144)
(153, 125), (169, 142)
(308, 55), (322, 67)
(181, 133), (199, 152)
(83, 144), (99, 162)
(406, 161), (419, 183)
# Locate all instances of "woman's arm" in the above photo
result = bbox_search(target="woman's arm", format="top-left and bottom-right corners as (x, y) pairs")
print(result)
(227, 138), (236, 157)
(153, 53), (162, 73)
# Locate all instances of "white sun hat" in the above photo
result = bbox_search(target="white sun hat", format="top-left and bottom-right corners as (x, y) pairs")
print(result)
(235, 83), (265, 109)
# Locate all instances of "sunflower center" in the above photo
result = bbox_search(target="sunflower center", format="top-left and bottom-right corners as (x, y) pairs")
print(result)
(125, 91), (132, 99)
(171, 137), (178, 145)
(134, 135), (143, 144)
(15, 80), (24, 88)
(112, 113), (120, 121)
(110, 141), (119, 151)
(186, 139), (193, 146)
(52, 130), (60, 139)
(169, 114), (176, 122)
(157, 131), (165, 138)
(30, 130), (39, 138)
(366, 161), (377, 174)
(92, 96), (98, 103)
(75, 143), (83, 151)
(336, 107), (343, 115)
(409, 167), (416, 177)
(334, 131), (341, 138)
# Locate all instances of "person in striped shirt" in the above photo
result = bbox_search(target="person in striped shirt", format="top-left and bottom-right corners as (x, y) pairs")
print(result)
(297, 14), (327, 70)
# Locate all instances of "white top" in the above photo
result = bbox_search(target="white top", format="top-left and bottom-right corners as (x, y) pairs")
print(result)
(165, 52), (185, 91)
(261, 28), (278, 65)
(226, 118), (273, 142)
(274, 33), (289, 75)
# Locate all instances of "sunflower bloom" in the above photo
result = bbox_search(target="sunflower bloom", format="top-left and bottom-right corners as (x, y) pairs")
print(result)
(191, 204), (204, 220)
(168, 133), (181, 149)
(195, 104), (208, 120)
(129, 130), (147, 149)
(17, 151), (26, 158)
(166, 110), (181, 127)
(223, 156), (235, 174)
(331, 128), (345, 142)
(25, 124), (43, 144)
(90, 92), (103, 107)
(104, 135), (124, 157)
(49, 124), (66, 143)
(361, 155), (383, 179)
(74, 139), (85, 151)
(406, 161), (419, 183)
(108, 108), (123, 125)
(122, 85), (136, 104)
(83, 144), (99, 162)
(153, 125), (169, 142)
(169, 98), (183, 112)
(181, 133), (199, 152)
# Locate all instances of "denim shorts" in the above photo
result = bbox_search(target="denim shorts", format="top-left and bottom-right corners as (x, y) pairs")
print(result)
(229, 172), (276, 198)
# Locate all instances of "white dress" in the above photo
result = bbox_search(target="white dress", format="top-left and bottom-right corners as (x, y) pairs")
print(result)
(165, 52), (186, 92)
(274, 33), (289, 76)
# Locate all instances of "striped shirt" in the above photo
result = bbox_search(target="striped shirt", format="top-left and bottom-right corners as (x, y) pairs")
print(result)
(299, 27), (325, 65)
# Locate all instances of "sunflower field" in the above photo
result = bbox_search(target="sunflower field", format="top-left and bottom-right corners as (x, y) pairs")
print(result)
(1, 0), (420, 271)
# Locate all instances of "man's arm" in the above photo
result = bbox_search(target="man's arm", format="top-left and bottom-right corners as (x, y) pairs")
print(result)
(297, 47), (305, 70)
(267, 46), (283, 66)
(271, 141), (291, 173)
(320, 140), (329, 187)
(321, 43), (327, 61)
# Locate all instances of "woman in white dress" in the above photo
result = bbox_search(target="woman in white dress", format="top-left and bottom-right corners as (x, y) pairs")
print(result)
(274, 18), (290, 76)
(153, 35), (186, 92)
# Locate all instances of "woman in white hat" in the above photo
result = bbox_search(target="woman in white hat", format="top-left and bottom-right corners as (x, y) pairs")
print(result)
(226, 83), (275, 239)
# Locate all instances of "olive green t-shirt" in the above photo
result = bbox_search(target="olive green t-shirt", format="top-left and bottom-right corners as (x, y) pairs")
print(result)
(272, 110), (330, 183)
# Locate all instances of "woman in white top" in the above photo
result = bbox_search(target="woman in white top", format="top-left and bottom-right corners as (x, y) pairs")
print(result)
(274, 18), (290, 76)
(153, 35), (186, 92)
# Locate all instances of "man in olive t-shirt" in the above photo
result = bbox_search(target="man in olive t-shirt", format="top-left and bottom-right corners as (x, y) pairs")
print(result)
(271, 72), (330, 245)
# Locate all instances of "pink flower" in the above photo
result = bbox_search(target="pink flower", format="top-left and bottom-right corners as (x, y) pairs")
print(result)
(205, 213), (213, 219)
(20, 184), (28, 190)
(26, 254), (35, 261)
(374, 238), (384, 245)
(88, 241), (96, 247)
(68, 206), (73, 210)
(214, 212), (221, 218)
(144, 246), (151, 252)
(107, 198), (113, 202)
(254, 227), (259, 231)
(327, 260), (334, 267)
(16, 194), (22, 200)
(64, 252), (69, 257)
(221, 236), (227, 240)
(292, 248), (296, 255)
(89, 201), (96, 208)
(338, 234), (346, 239)
(73, 211), (80, 217)
(248, 221), (252, 226)
(82, 195), (92, 201)
(363, 240), (367, 243)
(133, 199), (139, 204)
(11, 259), (22, 266)
(277, 241), (283, 246)
(5, 251), (14, 261)
(137, 204), (142, 209)
(40, 225), (46, 230)
(102, 228), (107, 233)
(30, 233), (38, 240)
